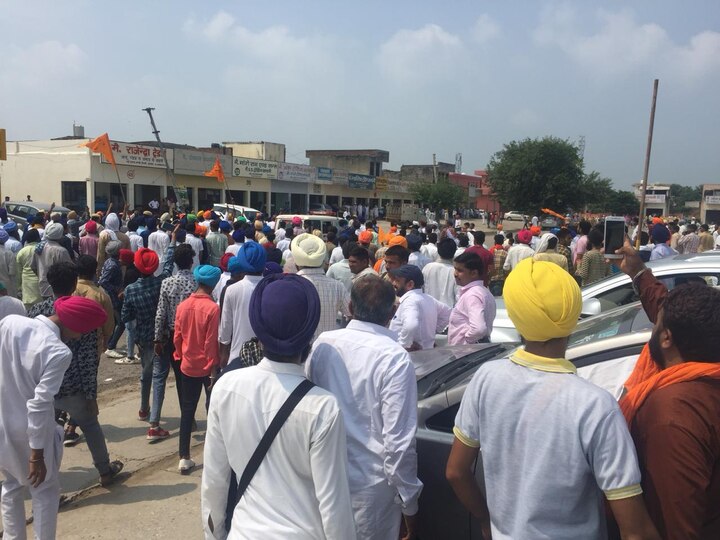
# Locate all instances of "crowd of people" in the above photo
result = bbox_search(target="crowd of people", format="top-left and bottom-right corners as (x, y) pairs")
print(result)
(0, 202), (717, 539)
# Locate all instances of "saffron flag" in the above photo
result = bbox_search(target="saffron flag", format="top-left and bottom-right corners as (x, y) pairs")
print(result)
(204, 156), (225, 183)
(83, 133), (116, 168)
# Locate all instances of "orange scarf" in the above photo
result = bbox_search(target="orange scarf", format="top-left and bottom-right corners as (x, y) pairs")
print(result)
(620, 343), (720, 426)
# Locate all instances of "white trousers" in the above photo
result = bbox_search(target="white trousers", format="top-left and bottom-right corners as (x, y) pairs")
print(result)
(1, 470), (60, 540)
(351, 483), (402, 540)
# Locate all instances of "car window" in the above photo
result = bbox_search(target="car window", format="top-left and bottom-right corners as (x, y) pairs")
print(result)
(594, 272), (720, 313)
(425, 403), (460, 434)
(5, 204), (19, 215)
(568, 305), (644, 347)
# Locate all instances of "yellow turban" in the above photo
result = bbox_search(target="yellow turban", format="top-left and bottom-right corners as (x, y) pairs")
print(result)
(504, 258), (581, 342)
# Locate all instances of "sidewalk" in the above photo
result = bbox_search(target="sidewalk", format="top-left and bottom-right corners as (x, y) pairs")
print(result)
(2, 378), (207, 538)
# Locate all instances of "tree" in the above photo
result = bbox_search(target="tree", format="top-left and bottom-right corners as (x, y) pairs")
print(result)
(605, 190), (640, 215)
(579, 171), (614, 212)
(668, 184), (702, 213)
(410, 180), (466, 212)
(486, 137), (584, 214)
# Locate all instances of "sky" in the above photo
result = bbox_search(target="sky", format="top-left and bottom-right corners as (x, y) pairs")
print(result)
(2, 0), (719, 190)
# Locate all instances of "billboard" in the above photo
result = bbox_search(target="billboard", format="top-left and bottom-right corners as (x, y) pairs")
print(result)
(102, 141), (171, 169)
(232, 157), (278, 179)
(348, 173), (375, 190)
(174, 149), (232, 177)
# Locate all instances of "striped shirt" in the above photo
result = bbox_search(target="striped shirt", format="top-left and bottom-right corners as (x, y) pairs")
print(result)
(297, 268), (350, 339)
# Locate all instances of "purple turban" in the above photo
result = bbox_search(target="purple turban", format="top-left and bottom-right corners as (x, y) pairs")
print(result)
(249, 273), (320, 357)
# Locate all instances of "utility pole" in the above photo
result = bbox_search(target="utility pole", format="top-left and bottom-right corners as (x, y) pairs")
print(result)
(142, 107), (182, 211)
(636, 79), (659, 249)
(432, 153), (438, 184)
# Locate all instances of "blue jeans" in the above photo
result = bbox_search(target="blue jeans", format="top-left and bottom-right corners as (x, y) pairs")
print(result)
(138, 342), (155, 413)
(107, 308), (125, 350)
(125, 320), (136, 358)
(150, 337), (184, 424)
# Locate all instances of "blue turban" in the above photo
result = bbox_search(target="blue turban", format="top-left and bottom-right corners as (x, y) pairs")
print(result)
(176, 229), (187, 243)
(406, 233), (422, 251)
(262, 224), (271, 234)
(229, 241), (267, 274)
(3, 221), (17, 233)
(249, 273), (320, 357)
(145, 216), (157, 231)
(0, 229), (8, 244)
(232, 229), (245, 243)
(263, 262), (283, 276)
(219, 220), (232, 232)
(651, 224), (670, 244)
(193, 265), (222, 288)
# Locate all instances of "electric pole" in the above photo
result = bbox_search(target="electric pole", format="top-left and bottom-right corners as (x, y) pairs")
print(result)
(142, 107), (181, 211)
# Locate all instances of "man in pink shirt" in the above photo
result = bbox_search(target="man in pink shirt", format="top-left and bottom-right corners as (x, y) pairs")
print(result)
(572, 220), (591, 269)
(173, 264), (222, 474)
(448, 252), (497, 345)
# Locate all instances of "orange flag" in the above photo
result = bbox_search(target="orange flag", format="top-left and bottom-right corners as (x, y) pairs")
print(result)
(204, 156), (225, 183)
(83, 133), (116, 168)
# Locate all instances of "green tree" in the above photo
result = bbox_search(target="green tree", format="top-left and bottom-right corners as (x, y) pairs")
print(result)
(668, 184), (702, 213)
(605, 190), (640, 215)
(580, 171), (614, 212)
(486, 137), (584, 214)
(410, 180), (466, 212)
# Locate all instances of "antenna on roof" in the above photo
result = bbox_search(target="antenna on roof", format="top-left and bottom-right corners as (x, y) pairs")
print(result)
(455, 153), (462, 174)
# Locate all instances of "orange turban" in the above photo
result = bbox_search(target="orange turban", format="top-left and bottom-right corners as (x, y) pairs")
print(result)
(358, 230), (373, 244)
(388, 235), (408, 248)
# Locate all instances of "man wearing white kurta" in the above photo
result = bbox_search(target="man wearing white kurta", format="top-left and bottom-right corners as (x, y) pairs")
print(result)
(203, 273), (355, 539)
(388, 265), (452, 351)
(0, 296), (107, 540)
(307, 275), (423, 540)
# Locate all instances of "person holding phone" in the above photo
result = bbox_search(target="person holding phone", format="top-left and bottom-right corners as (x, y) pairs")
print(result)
(576, 229), (611, 286)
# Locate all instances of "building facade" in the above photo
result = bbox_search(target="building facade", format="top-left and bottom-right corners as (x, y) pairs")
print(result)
(700, 183), (720, 224)
(448, 169), (502, 213)
(633, 183), (671, 216)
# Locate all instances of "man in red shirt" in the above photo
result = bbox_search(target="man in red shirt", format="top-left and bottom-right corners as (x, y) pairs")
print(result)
(465, 231), (493, 286)
(173, 264), (222, 474)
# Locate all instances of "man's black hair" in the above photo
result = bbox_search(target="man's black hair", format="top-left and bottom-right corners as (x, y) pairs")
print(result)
(342, 241), (357, 260)
(349, 246), (369, 261)
(174, 243), (195, 270)
(437, 238), (457, 260)
(454, 251), (484, 275)
(384, 245), (409, 263)
(588, 229), (604, 249)
(663, 282), (720, 363)
(75, 255), (98, 279)
(47, 261), (79, 297)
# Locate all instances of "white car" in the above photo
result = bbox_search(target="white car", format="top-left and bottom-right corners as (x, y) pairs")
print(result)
(503, 211), (527, 222)
(491, 252), (720, 343)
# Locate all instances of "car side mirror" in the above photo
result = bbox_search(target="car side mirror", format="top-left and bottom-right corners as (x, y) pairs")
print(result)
(581, 297), (602, 317)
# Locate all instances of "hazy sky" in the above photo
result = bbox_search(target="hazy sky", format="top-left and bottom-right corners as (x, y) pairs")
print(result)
(2, 1), (719, 189)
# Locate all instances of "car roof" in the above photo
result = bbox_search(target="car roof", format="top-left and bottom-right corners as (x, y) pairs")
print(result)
(7, 202), (71, 212)
(276, 214), (338, 221)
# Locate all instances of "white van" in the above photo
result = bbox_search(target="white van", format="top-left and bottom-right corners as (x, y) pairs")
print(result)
(275, 214), (340, 237)
(212, 203), (260, 223)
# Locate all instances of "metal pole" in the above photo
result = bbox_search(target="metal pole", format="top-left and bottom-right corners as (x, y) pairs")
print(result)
(636, 79), (659, 249)
(432, 153), (438, 184)
(142, 107), (182, 212)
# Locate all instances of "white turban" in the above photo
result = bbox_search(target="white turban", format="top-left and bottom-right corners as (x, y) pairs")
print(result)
(291, 233), (326, 268)
(45, 222), (65, 241)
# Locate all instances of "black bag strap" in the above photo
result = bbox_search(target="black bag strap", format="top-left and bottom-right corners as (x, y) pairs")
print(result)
(225, 378), (315, 528)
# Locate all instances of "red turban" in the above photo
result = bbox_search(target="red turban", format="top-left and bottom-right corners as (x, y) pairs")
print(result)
(530, 226), (541, 236)
(85, 220), (97, 234)
(134, 248), (159, 275)
(203, 210), (212, 219)
(119, 249), (135, 266)
(358, 230), (373, 244)
(220, 252), (233, 272)
(54, 296), (108, 334)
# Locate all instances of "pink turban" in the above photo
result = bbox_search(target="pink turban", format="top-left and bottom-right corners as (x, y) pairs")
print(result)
(54, 296), (108, 334)
(517, 229), (532, 244)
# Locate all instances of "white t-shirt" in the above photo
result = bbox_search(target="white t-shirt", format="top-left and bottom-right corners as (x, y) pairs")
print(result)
(218, 275), (263, 361)
(454, 348), (642, 540)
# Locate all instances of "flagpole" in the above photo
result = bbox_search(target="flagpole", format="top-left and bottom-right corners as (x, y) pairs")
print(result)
(113, 166), (128, 208)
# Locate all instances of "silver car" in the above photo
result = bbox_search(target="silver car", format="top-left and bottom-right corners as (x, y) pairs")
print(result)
(413, 302), (652, 539)
(491, 252), (720, 343)
(4, 201), (71, 228)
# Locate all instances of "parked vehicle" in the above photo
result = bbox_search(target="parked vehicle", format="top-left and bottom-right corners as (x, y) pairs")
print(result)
(212, 203), (260, 223)
(4, 202), (71, 228)
(275, 214), (340, 238)
(308, 203), (336, 216)
(412, 302), (652, 539)
(490, 252), (720, 342)
(540, 214), (563, 229)
(503, 210), (527, 222)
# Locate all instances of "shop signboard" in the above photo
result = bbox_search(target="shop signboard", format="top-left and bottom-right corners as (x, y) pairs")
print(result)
(174, 149), (232, 177)
(332, 169), (348, 185)
(348, 173), (375, 190)
(644, 194), (666, 204)
(705, 195), (720, 205)
(375, 176), (388, 191)
(232, 156), (278, 179)
(277, 162), (316, 183)
(317, 167), (333, 183)
(102, 141), (171, 169)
